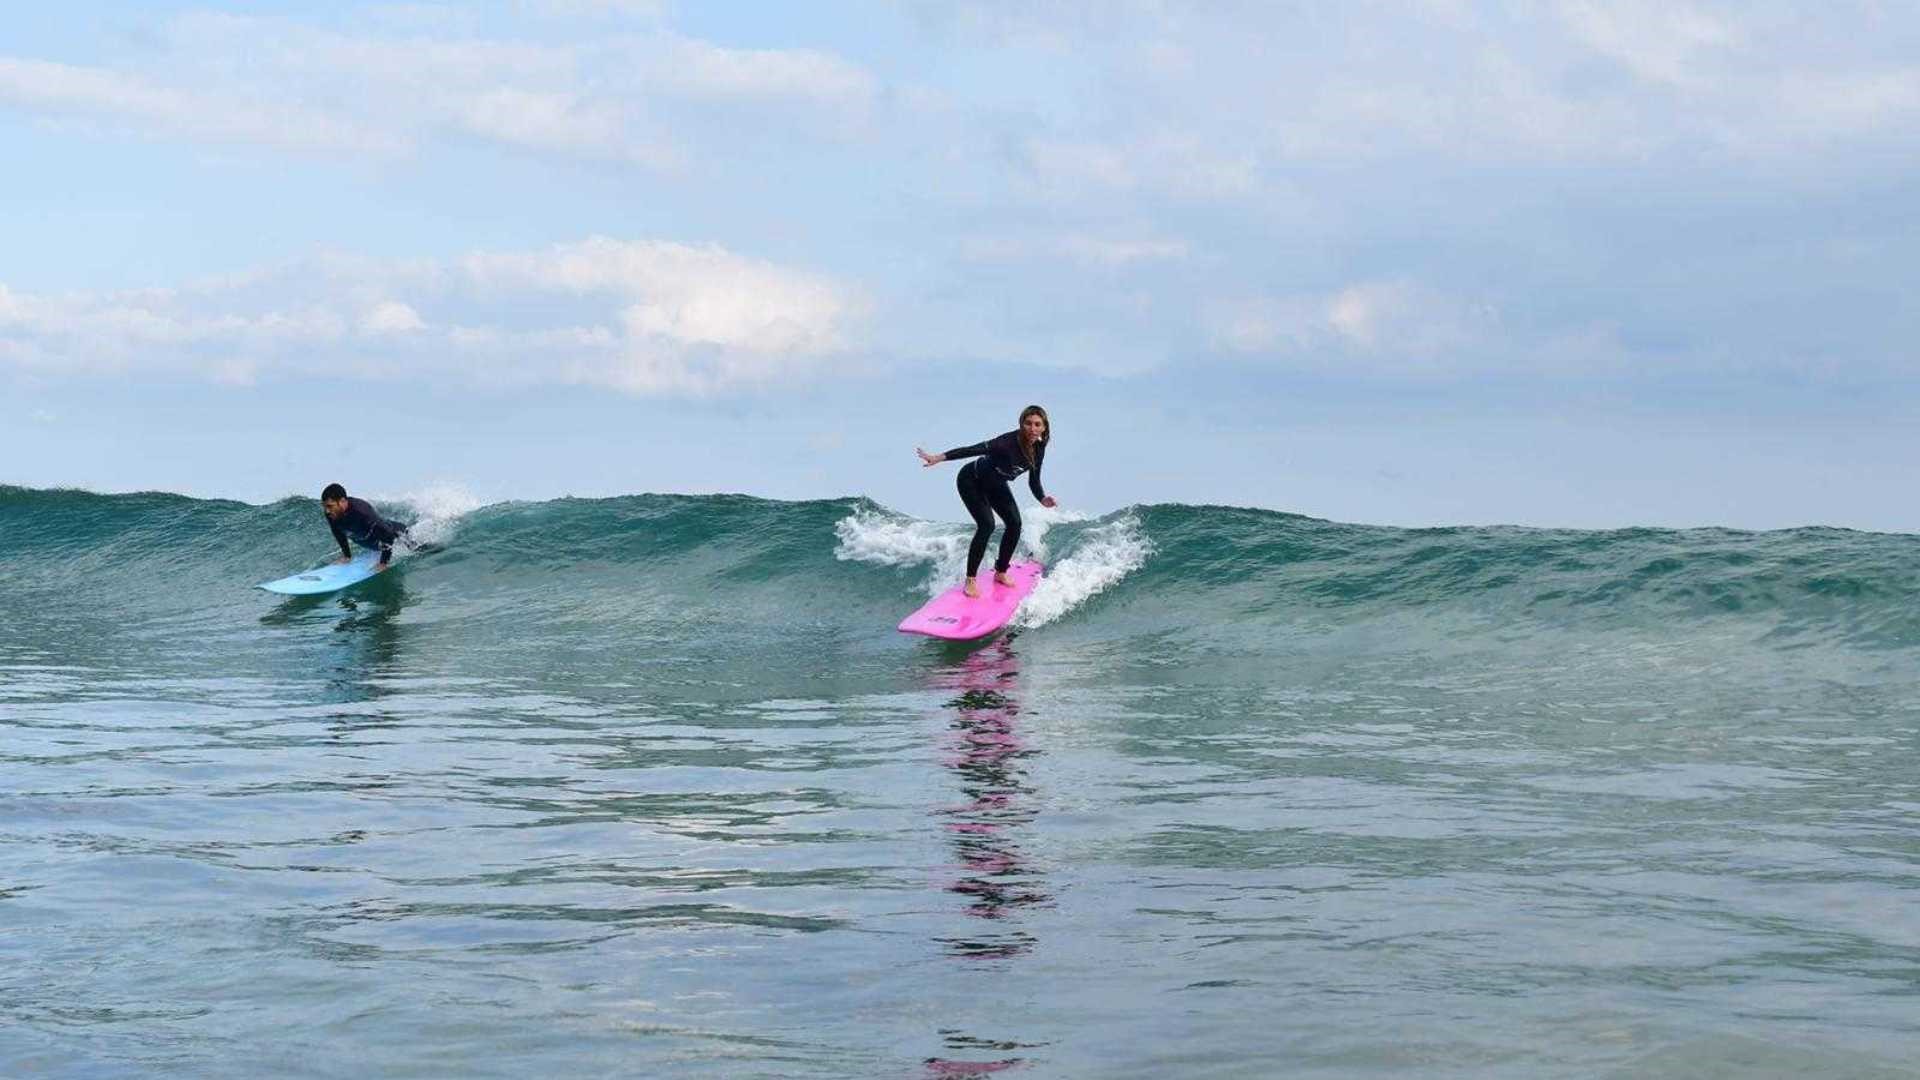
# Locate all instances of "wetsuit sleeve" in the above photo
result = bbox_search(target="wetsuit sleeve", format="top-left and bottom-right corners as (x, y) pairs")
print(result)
(329, 517), (352, 560)
(943, 441), (989, 461)
(1029, 443), (1047, 501)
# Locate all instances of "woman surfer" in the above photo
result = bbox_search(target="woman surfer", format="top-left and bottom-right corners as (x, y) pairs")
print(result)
(916, 406), (1057, 598)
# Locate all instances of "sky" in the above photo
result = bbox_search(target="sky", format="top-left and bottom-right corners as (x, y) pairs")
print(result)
(4, 1), (1920, 530)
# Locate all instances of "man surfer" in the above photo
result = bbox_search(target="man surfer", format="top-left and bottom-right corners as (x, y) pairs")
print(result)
(320, 483), (410, 571)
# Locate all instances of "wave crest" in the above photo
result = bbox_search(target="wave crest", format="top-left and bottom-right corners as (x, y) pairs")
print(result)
(833, 503), (1150, 624)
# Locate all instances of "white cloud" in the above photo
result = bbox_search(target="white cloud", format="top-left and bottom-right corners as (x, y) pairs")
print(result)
(1327, 283), (1404, 349)
(1768, 69), (1920, 139)
(0, 237), (865, 395)
(0, 57), (401, 155)
(1022, 133), (1256, 200)
(361, 301), (426, 335)
(652, 34), (877, 112)
(1208, 280), (1495, 369)
(961, 232), (1188, 267)
(463, 237), (856, 355)
(539, 0), (671, 17)
(0, 13), (880, 167)
(160, 14), (674, 165)
(455, 87), (646, 161)
(960, 2), (1920, 185)
(1556, 0), (1739, 88)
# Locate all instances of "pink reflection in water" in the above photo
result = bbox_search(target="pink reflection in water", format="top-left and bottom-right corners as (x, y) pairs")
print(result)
(921, 639), (1055, 1071)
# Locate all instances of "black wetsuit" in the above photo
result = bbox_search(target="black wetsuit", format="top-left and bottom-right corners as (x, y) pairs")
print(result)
(327, 497), (409, 566)
(944, 431), (1048, 578)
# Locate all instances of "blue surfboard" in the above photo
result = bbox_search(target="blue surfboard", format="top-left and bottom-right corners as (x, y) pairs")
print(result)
(256, 550), (388, 596)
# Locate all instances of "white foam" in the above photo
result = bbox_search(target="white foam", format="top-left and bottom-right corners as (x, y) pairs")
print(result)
(1016, 503), (1091, 564)
(387, 483), (490, 550)
(836, 503), (1151, 617)
(833, 505), (970, 594)
(1014, 514), (1152, 628)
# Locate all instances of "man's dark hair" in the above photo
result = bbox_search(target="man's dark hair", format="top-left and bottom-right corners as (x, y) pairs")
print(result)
(321, 483), (347, 502)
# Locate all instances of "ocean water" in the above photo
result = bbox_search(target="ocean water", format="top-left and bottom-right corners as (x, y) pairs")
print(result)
(3, 484), (1919, 1078)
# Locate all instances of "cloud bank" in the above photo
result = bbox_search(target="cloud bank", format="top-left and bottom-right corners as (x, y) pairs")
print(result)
(0, 238), (865, 394)
(5, 3), (1920, 389)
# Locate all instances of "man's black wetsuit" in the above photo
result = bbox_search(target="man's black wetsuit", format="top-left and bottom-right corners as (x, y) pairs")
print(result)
(944, 431), (1048, 578)
(328, 497), (409, 566)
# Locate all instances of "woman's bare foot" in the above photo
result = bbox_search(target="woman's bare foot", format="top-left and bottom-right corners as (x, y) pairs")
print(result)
(994, 571), (1014, 588)
(964, 577), (980, 598)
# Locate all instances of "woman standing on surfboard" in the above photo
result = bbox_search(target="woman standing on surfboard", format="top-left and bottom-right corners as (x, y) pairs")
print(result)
(916, 405), (1057, 598)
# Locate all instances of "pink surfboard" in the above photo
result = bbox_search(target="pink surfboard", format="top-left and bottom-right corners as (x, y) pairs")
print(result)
(898, 560), (1044, 641)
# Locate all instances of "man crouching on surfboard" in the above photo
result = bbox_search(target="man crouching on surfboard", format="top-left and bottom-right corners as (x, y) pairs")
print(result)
(320, 483), (411, 572)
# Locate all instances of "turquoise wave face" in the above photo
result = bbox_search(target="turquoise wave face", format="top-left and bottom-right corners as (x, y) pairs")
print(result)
(6, 484), (1918, 654)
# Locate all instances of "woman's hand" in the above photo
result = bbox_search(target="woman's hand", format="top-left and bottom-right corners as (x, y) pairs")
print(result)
(916, 447), (944, 467)
(1041, 496), (1057, 509)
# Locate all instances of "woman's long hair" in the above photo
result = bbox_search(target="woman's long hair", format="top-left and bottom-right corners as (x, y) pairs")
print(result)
(1017, 405), (1050, 469)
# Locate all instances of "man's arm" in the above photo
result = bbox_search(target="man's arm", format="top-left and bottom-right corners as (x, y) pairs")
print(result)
(329, 518), (352, 561)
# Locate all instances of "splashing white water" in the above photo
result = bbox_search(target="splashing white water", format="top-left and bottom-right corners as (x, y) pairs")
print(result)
(833, 505), (969, 594)
(386, 483), (490, 550)
(1014, 514), (1151, 628)
(835, 503), (1151, 623)
(1017, 503), (1091, 564)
